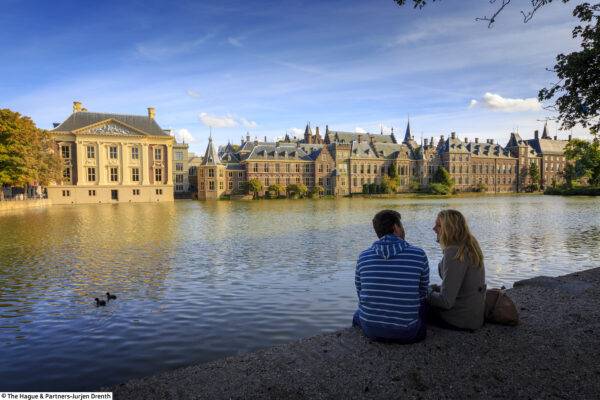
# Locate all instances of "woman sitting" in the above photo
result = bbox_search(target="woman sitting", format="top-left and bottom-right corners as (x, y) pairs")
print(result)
(428, 209), (486, 331)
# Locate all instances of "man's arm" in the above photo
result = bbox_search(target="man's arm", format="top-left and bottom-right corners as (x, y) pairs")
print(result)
(355, 258), (361, 299)
(428, 247), (467, 310)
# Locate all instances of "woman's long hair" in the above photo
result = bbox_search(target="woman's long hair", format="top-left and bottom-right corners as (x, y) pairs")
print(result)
(437, 209), (484, 268)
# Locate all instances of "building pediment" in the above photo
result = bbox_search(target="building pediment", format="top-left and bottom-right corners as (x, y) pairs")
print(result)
(74, 119), (148, 137)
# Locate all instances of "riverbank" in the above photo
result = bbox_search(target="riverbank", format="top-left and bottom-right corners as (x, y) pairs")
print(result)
(108, 267), (600, 400)
(0, 199), (50, 212)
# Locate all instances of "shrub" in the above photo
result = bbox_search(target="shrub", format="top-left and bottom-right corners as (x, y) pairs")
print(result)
(427, 183), (451, 195)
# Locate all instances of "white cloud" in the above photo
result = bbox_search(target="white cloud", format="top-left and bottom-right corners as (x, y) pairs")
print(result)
(470, 92), (541, 112)
(354, 126), (367, 133)
(228, 37), (243, 47)
(186, 89), (201, 98)
(240, 117), (257, 129)
(290, 128), (304, 138)
(170, 128), (195, 143)
(198, 112), (238, 128)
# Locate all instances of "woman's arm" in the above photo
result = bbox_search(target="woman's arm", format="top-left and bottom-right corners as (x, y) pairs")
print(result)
(427, 247), (468, 310)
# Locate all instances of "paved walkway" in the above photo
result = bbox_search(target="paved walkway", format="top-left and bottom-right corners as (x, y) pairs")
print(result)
(109, 268), (600, 399)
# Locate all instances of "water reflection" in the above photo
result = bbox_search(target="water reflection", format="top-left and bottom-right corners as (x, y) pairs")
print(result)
(0, 195), (598, 390)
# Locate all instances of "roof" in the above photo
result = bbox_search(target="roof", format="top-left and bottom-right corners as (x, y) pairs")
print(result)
(53, 111), (169, 136)
(245, 144), (312, 161)
(202, 136), (221, 165)
(326, 131), (396, 144)
(526, 138), (568, 155)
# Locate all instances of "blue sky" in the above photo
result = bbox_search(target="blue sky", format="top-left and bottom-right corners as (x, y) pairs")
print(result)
(0, 0), (588, 154)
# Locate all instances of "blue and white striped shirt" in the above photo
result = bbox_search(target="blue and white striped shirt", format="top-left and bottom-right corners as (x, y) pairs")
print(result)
(355, 234), (429, 330)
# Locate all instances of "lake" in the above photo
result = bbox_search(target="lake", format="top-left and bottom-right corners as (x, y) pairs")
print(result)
(0, 195), (599, 390)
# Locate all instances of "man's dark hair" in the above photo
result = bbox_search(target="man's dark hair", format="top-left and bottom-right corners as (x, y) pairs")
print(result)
(372, 210), (402, 238)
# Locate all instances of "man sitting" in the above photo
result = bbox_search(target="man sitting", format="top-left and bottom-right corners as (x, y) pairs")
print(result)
(353, 210), (429, 343)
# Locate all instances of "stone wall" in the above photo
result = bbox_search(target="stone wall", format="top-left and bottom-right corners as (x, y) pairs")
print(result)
(0, 199), (51, 212)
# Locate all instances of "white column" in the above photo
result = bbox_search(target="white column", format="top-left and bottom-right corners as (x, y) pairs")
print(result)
(142, 143), (150, 185)
(166, 143), (173, 185)
(98, 142), (107, 185)
(76, 140), (84, 186)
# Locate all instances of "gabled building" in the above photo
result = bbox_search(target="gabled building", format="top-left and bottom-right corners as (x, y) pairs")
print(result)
(48, 101), (174, 204)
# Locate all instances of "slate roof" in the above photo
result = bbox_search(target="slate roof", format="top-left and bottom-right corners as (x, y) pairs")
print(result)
(350, 141), (379, 159)
(526, 138), (568, 155)
(53, 111), (169, 136)
(326, 131), (396, 144)
(202, 136), (221, 166)
(372, 142), (409, 159)
(245, 144), (312, 161)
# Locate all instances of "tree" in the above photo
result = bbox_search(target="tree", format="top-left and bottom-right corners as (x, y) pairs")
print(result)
(563, 137), (600, 186)
(246, 178), (263, 199)
(267, 183), (285, 198)
(539, 3), (600, 135)
(560, 163), (577, 188)
(0, 108), (61, 192)
(287, 183), (308, 198)
(388, 163), (398, 178)
(309, 185), (325, 198)
(528, 162), (541, 191)
(432, 166), (454, 188)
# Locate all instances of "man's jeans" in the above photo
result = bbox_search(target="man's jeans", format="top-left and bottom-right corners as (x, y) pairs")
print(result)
(353, 308), (426, 344)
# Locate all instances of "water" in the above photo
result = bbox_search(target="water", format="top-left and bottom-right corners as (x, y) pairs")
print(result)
(0, 195), (598, 390)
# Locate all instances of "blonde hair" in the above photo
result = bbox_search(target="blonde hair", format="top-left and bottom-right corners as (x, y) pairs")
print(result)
(437, 209), (484, 268)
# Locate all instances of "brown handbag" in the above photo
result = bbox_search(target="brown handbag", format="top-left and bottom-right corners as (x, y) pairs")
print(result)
(484, 288), (519, 326)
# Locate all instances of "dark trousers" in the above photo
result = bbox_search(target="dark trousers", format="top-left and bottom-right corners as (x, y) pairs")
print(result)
(353, 308), (426, 344)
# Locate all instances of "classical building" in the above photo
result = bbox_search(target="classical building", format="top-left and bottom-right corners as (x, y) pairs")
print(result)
(173, 142), (190, 196)
(47, 101), (174, 204)
(196, 122), (570, 199)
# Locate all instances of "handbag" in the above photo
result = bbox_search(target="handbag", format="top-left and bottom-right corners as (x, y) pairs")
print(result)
(484, 288), (519, 326)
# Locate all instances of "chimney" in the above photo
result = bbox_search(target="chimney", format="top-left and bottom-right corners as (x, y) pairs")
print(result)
(554, 135), (557, 140)
(424, 138), (429, 147)
(325, 125), (329, 134)
(568, 134), (572, 141)
(440, 134), (445, 142)
(474, 138), (479, 144)
(147, 107), (156, 119)
(534, 130), (539, 139)
(464, 137), (468, 143)
(53, 122), (60, 128)
(264, 136), (267, 142)
(73, 101), (82, 113)
(451, 132), (456, 139)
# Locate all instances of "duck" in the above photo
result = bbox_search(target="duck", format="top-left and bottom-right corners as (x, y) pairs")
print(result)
(95, 298), (106, 306)
(106, 292), (117, 300)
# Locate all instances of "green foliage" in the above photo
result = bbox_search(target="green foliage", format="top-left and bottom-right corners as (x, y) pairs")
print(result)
(473, 183), (488, 193)
(561, 163), (578, 188)
(545, 186), (600, 196)
(246, 178), (263, 198)
(287, 183), (308, 198)
(267, 183), (285, 198)
(563, 138), (600, 186)
(427, 183), (451, 195)
(409, 178), (421, 192)
(388, 163), (398, 178)
(528, 162), (541, 186)
(309, 185), (325, 198)
(0, 108), (62, 188)
(431, 166), (454, 187)
(539, 3), (600, 135)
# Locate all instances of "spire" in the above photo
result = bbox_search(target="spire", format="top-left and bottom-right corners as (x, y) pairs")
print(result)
(202, 133), (221, 165)
(404, 118), (412, 143)
(542, 121), (550, 139)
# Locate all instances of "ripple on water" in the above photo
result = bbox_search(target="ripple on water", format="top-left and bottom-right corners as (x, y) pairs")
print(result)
(0, 196), (599, 390)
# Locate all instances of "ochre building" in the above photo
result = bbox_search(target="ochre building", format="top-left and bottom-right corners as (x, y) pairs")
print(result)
(48, 102), (174, 204)
(197, 122), (570, 199)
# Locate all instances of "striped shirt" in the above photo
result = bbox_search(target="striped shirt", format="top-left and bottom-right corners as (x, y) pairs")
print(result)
(355, 234), (429, 330)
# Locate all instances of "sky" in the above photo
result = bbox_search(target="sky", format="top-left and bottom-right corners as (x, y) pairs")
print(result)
(0, 0), (590, 155)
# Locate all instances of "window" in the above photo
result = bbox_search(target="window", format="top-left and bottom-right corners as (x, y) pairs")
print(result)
(228, 172), (233, 178)
(176, 185), (184, 191)
(265, 177), (270, 186)
(304, 164), (310, 173)
(61, 145), (71, 159)
(133, 189), (140, 196)
(286, 177), (290, 185)
(219, 170), (223, 177)
(63, 167), (71, 181)
(131, 147), (139, 160)
(175, 151), (184, 161)
(373, 165), (377, 174)
(200, 182), (205, 190)
(155, 189), (163, 195)
(87, 146), (95, 159)
(219, 181), (224, 190)
(208, 169), (215, 178)
(326, 165), (331, 173)
(176, 163), (184, 171)
(286, 164), (291, 173)
(318, 164), (323, 173)
(154, 148), (162, 160)
(367, 165), (371, 174)
(238, 182), (244, 190)
(88, 190), (96, 196)
(353, 165), (357, 173)
(109, 146), (118, 159)
(175, 174), (184, 183)
(253, 163), (258, 172)
(62, 190), (70, 197)
(238, 172), (243, 178)
(326, 177), (330, 186)
(228, 181), (233, 190)
(209, 181), (215, 190)
(131, 168), (140, 182)
(353, 178), (357, 187)
(110, 167), (118, 182)
(264, 163), (269, 172)
(155, 168), (162, 182)
(275, 164), (280, 173)
(318, 177), (323, 186)
(360, 165), (364, 173)
(296, 164), (300, 173)
(87, 167), (96, 182)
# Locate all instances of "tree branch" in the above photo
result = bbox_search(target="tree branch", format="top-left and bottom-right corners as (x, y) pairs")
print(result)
(475, 0), (512, 28)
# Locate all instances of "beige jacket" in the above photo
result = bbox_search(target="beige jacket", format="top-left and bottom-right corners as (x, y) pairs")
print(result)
(428, 245), (486, 330)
